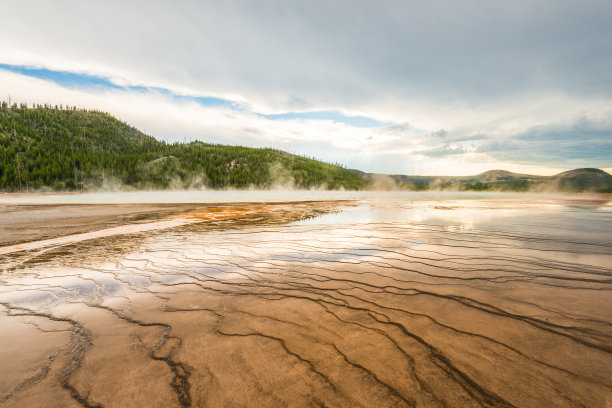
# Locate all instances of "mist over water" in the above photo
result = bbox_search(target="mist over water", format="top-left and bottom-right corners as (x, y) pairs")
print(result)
(1, 189), (609, 205)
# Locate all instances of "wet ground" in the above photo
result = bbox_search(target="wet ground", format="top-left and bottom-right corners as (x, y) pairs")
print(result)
(0, 196), (611, 407)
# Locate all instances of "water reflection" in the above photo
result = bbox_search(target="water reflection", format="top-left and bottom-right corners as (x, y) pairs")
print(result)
(0, 197), (611, 407)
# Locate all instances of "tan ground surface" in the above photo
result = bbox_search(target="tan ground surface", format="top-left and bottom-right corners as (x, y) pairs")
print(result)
(0, 203), (200, 246)
(0, 199), (610, 407)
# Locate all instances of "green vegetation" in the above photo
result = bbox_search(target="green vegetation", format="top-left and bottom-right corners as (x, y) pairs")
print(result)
(1, 103), (610, 192)
(0, 103), (367, 191)
(391, 168), (612, 192)
(538, 168), (612, 193)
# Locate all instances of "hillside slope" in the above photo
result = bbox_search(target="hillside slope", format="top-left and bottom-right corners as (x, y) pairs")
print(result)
(1, 103), (610, 192)
(0, 103), (367, 190)
(391, 169), (611, 192)
(390, 170), (547, 192)
(534, 168), (612, 192)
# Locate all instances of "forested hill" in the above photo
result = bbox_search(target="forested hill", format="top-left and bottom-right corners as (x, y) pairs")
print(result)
(1, 103), (610, 192)
(0, 103), (368, 190)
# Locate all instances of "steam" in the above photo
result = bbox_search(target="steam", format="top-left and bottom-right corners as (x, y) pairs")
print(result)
(267, 162), (297, 190)
(367, 174), (397, 191)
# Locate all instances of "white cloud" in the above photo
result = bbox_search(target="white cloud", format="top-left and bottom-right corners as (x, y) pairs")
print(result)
(1, 1), (611, 175)
(0, 70), (602, 176)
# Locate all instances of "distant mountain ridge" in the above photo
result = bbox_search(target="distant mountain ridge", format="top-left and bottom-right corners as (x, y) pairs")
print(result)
(390, 168), (612, 192)
(1, 103), (610, 192)
(536, 168), (612, 192)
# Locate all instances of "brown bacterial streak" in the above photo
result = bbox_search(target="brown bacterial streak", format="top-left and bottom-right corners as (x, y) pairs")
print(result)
(1, 200), (611, 407)
(0, 302), (102, 408)
(86, 303), (192, 408)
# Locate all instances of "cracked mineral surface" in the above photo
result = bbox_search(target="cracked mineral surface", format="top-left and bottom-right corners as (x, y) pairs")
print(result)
(0, 196), (611, 407)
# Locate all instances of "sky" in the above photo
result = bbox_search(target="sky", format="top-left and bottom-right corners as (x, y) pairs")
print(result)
(1, 1), (611, 176)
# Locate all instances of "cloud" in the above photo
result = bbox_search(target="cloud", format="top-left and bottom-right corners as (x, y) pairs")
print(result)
(2, 1), (611, 111)
(0, 1), (611, 175)
(476, 118), (612, 167)
(0, 63), (390, 128)
(418, 144), (473, 158)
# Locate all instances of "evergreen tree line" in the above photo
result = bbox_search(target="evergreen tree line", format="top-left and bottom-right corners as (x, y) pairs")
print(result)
(0, 103), (369, 191)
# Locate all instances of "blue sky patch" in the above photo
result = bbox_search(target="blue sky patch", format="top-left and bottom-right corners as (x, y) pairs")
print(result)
(1, 63), (389, 127)
(0, 63), (243, 109)
(0, 63), (123, 90)
(260, 111), (390, 128)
